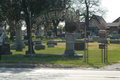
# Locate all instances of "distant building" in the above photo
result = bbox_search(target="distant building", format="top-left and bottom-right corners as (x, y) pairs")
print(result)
(89, 14), (106, 29)
(106, 17), (119, 33)
(107, 23), (118, 33)
(89, 15), (106, 35)
(76, 22), (85, 31)
(76, 15), (120, 35)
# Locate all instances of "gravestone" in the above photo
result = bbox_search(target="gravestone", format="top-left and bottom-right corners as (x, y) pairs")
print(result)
(61, 33), (76, 56)
(54, 36), (58, 39)
(0, 43), (12, 55)
(36, 26), (43, 39)
(24, 40), (34, 45)
(97, 30), (107, 43)
(34, 40), (45, 50)
(110, 40), (119, 44)
(110, 31), (119, 44)
(110, 37), (116, 39)
(10, 28), (25, 50)
(0, 28), (3, 43)
(47, 41), (57, 45)
(3, 27), (8, 41)
(34, 40), (41, 45)
(74, 33), (81, 39)
(112, 31), (119, 38)
(35, 44), (45, 50)
(93, 36), (99, 41)
(47, 44), (54, 47)
(74, 40), (85, 50)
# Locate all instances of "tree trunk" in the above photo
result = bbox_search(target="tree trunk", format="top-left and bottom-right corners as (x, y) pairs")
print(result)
(25, 15), (35, 54)
(85, 0), (89, 30)
(52, 20), (59, 36)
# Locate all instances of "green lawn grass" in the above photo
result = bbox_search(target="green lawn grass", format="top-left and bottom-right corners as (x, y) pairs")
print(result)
(1, 37), (120, 68)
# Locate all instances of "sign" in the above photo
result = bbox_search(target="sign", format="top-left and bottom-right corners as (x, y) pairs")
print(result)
(33, 9), (80, 25)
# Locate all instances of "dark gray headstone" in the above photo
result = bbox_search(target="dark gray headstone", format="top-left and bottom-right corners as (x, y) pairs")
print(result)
(47, 41), (57, 45)
(74, 40), (85, 50)
(35, 44), (45, 50)
(34, 40), (41, 45)
(0, 43), (12, 55)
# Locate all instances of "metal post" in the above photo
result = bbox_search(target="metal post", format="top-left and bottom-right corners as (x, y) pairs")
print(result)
(104, 42), (105, 63)
(87, 38), (88, 62)
(101, 44), (103, 63)
(29, 11), (32, 60)
(0, 46), (1, 60)
(106, 44), (108, 63)
(84, 25), (86, 62)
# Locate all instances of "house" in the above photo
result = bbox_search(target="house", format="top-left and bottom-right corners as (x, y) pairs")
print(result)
(106, 17), (120, 33)
(107, 23), (118, 33)
(112, 17), (120, 23)
(89, 15), (106, 35)
(89, 14), (106, 29)
(76, 22), (85, 31)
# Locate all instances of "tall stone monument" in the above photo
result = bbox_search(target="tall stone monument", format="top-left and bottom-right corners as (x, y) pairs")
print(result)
(11, 27), (25, 50)
(3, 26), (8, 41)
(61, 33), (76, 56)
(97, 30), (106, 43)
(97, 23), (107, 43)
(0, 28), (3, 43)
(36, 25), (42, 39)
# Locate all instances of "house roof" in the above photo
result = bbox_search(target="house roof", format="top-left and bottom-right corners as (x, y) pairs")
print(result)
(106, 23), (118, 29)
(90, 14), (106, 24)
(107, 23), (118, 27)
(113, 17), (120, 23)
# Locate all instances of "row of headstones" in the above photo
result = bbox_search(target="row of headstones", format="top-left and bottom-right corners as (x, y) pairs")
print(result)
(24, 40), (58, 50)
(0, 28), (11, 55)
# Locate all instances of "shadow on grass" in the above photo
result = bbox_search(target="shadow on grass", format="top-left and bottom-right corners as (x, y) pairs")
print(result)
(0, 54), (82, 64)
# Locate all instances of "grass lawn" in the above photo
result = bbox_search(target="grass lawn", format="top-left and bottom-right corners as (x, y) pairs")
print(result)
(0, 37), (120, 68)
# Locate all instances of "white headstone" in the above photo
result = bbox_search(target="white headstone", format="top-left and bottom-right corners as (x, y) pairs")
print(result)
(11, 27), (25, 50)
(0, 28), (3, 43)
(61, 33), (76, 56)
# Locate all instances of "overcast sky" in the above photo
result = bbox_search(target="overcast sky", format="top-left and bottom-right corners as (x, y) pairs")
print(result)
(102, 0), (120, 23)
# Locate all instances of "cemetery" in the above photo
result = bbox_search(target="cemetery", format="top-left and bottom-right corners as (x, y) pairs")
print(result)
(0, 25), (120, 67)
(1, 0), (120, 68)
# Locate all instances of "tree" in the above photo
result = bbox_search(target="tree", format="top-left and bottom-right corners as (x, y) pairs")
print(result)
(0, 0), (23, 39)
(65, 22), (76, 33)
(52, 19), (60, 36)
(21, 0), (73, 54)
(22, 0), (35, 54)
(22, 0), (53, 54)
(98, 23), (107, 30)
(70, 0), (107, 30)
(50, 0), (71, 36)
